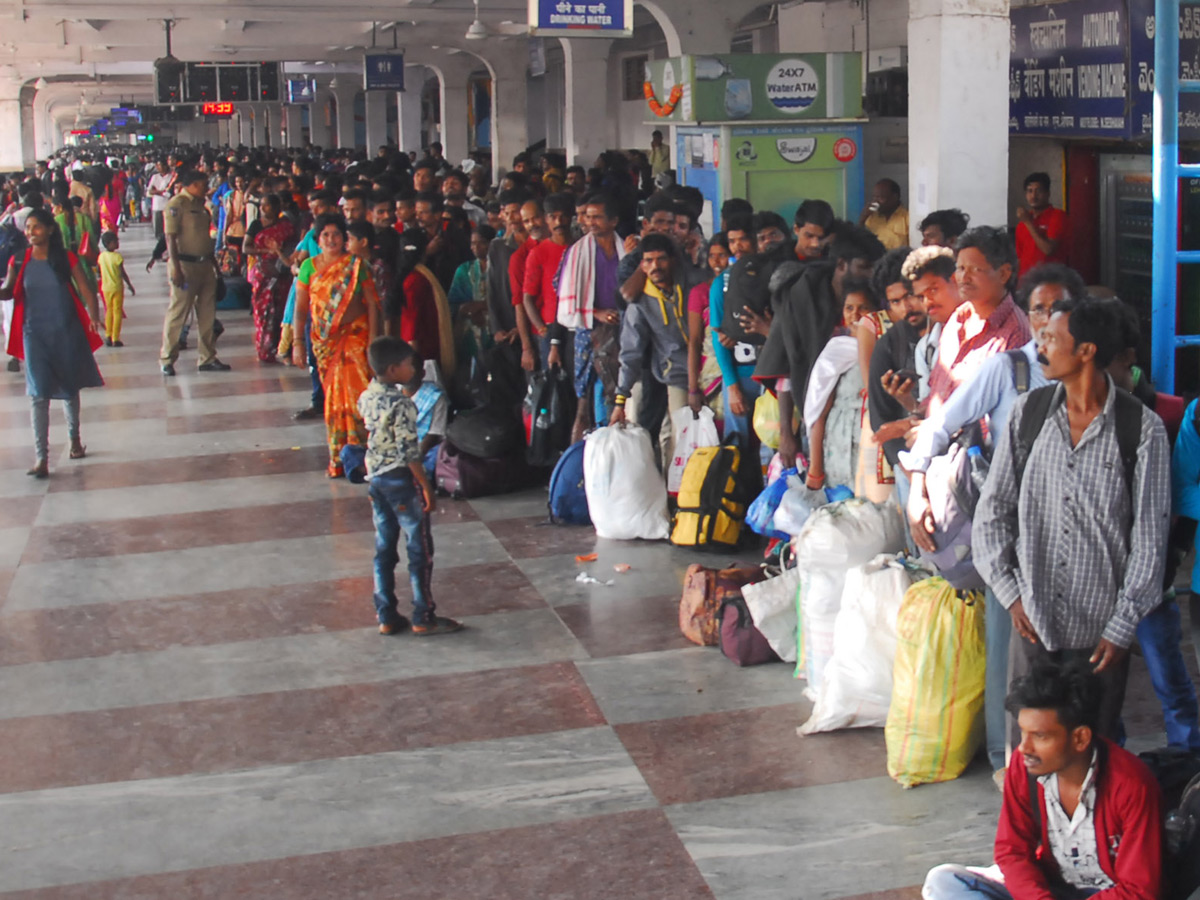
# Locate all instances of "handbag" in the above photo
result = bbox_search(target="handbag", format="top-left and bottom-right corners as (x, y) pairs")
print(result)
(740, 544), (801, 663)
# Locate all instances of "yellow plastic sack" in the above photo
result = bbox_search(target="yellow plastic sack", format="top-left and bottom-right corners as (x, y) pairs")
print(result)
(885, 576), (986, 788)
(753, 391), (800, 451)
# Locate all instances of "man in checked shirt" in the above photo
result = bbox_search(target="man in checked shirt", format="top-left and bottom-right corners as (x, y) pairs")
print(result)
(975, 296), (1171, 751)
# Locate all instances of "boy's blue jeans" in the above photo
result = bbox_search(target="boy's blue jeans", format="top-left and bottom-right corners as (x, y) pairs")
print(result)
(1135, 595), (1200, 752)
(368, 469), (435, 627)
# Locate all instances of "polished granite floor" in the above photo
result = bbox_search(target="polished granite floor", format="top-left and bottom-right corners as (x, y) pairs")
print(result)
(0, 226), (1192, 899)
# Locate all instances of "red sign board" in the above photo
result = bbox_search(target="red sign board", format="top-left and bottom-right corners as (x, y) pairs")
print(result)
(201, 101), (235, 117)
(70, 129), (91, 135)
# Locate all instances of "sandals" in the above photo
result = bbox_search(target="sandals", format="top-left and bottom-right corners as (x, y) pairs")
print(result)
(70, 443), (87, 460)
(412, 616), (464, 637)
(26, 462), (48, 479)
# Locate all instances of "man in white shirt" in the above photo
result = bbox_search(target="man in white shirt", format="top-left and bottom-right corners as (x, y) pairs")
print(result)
(147, 159), (175, 242)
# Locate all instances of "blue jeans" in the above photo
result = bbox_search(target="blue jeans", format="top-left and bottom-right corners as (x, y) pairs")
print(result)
(306, 323), (324, 410)
(721, 372), (762, 445)
(368, 470), (435, 627)
(1137, 596), (1200, 752)
(985, 587), (1012, 770)
(922, 864), (1098, 900)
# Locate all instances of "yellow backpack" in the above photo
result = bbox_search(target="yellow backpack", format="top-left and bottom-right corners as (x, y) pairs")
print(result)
(671, 443), (749, 550)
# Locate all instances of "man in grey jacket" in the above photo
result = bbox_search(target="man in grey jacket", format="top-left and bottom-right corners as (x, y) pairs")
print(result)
(610, 233), (692, 471)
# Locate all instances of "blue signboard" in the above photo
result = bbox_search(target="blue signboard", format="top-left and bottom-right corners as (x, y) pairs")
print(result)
(529, 0), (633, 37)
(286, 77), (316, 105)
(1128, 0), (1200, 139)
(1009, 0), (1130, 138)
(364, 53), (405, 92)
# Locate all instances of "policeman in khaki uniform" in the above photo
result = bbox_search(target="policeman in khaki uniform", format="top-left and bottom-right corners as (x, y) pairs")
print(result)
(159, 170), (229, 375)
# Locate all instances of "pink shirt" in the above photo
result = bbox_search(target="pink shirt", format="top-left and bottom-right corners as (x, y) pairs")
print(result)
(926, 294), (1032, 417)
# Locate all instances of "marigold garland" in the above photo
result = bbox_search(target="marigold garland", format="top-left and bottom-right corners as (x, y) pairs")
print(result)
(644, 81), (683, 117)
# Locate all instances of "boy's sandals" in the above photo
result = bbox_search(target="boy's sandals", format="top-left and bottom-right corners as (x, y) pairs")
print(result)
(412, 616), (464, 636)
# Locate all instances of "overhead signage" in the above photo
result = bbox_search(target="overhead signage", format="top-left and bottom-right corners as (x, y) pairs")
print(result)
(529, 0), (633, 37)
(1127, 0), (1200, 139)
(364, 53), (405, 91)
(1009, 0), (1130, 138)
(286, 77), (316, 105)
(201, 101), (235, 117)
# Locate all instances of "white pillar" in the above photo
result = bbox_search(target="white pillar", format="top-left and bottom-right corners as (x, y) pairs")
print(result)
(285, 105), (305, 148)
(237, 108), (253, 146)
(488, 55), (528, 181)
(250, 103), (269, 147)
(908, 0), (1010, 241)
(397, 72), (423, 154)
(438, 69), (469, 165)
(0, 78), (27, 170)
(561, 38), (614, 168)
(365, 90), (390, 152)
(332, 84), (358, 150)
(312, 82), (335, 149)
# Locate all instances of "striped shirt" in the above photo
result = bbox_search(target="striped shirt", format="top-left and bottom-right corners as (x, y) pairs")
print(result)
(974, 378), (1171, 650)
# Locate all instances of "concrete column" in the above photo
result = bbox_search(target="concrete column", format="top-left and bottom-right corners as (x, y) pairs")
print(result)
(237, 108), (253, 146)
(20, 89), (36, 167)
(331, 83), (358, 150)
(0, 78), (27, 170)
(397, 78), (423, 154)
(908, 0), (1010, 240)
(285, 104), (305, 148)
(364, 90), (390, 152)
(309, 83), (332, 149)
(487, 54), (528, 181)
(561, 38), (614, 167)
(437, 62), (471, 165)
(250, 103), (269, 147)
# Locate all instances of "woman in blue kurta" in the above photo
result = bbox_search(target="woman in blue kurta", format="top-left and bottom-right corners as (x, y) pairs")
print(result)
(0, 208), (103, 478)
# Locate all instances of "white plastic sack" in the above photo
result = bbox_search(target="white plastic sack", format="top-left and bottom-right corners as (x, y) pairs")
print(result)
(799, 555), (917, 734)
(772, 479), (825, 537)
(584, 424), (671, 540)
(666, 406), (719, 494)
(797, 568), (845, 699)
(742, 567), (800, 663)
(792, 498), (905, 572)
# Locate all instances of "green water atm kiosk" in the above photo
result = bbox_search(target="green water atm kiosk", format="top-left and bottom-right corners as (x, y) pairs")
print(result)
(646, 53), (866, 230)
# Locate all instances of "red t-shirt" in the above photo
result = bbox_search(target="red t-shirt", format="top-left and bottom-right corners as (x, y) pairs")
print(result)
(400, 270), (442, 368)
(1015, 206), (1068, 275)
(523, 239), (569, 326)
(509, 238), (537, 307)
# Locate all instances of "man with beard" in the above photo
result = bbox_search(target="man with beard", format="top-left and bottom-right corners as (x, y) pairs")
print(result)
(441, 169), (486, 228)
(922, 661), (1162, 900)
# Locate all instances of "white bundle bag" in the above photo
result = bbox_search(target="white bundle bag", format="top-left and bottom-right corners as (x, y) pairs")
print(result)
(742, 564), (801, 663)
(799, 554), (918, 734)
(792, 497), (906, 571)
(771, 481), (826, 537)
(797, 567), (844, 698)
(666, 406), (719, 495)
(584, 424), (671, 541)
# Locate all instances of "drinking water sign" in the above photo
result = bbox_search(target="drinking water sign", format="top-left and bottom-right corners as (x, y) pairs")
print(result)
(529, 0), (633, 37)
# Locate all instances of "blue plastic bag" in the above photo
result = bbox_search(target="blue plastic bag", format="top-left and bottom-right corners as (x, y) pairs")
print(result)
(746, 466), (797, 540)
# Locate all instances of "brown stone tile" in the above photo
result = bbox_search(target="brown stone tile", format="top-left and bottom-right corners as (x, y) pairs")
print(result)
(1, 495), (43, 527)
(22, 497), (375, 562)
(0, 662), (604, 792)
(556, 593), (693, 658)
(165, 407), (300, 434)
(0, 563), (541, 665)
(165, 378), (302, 399)
(0, 568), (13, 606)
(833, 889), (922, 900)
(485, 514), (598, 559)
(0, 402), (168, 431)
(0, 809), (711, 900)
(46, 446), (330, 492)
(0, 444), (38, 472)
(616, 704), (887, 805)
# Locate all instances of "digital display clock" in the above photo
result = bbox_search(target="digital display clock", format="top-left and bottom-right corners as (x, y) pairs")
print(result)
(201, 101), (235, 117)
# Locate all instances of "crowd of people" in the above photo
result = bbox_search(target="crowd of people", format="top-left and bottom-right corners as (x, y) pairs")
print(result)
(2, 139), (1199, 897)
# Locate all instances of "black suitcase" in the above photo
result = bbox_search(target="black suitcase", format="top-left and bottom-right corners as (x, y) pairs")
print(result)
(444, 405), (521, 460)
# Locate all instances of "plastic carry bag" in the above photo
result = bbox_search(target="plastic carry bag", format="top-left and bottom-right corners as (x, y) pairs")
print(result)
(792, 498), (905, 572)
(667, 406), (719, 495)
(771, 482), (825, 537)
(741, 558), (800, 663)
(753, 391), (784, 450)
(885, 576), (986, 788)
(584, 425), (671, 541)
(798, 555), (919, 735)
(746, 466), (797, 540)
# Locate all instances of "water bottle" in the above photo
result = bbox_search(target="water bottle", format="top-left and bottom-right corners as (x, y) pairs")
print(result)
(1165, 808), (1194, 856)
(967, 445), (990, 493)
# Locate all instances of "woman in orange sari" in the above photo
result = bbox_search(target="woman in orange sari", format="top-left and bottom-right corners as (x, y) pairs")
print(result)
(291, 214), (381, 477)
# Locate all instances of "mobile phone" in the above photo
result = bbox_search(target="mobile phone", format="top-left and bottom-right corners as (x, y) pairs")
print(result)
(892, 368), (919, 384)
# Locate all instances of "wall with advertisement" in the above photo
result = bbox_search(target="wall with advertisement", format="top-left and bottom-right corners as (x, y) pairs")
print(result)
(644, 53), (862, 125)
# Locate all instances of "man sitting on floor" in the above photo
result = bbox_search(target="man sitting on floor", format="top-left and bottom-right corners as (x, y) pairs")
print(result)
(922, 660), (1162, 900)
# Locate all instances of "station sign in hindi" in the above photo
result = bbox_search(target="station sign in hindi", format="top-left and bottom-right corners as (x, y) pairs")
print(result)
(529, 0), (633, 37)
(1009, 0), (1130, 138)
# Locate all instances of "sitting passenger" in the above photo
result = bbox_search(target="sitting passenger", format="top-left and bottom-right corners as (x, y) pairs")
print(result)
(922, 660), (1162, 900)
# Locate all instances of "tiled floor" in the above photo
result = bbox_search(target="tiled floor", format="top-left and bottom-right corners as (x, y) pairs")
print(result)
(0, 226), (1192, 899)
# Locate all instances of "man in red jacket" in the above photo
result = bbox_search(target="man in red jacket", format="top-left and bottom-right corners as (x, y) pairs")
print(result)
(922, 661), (1162, 899)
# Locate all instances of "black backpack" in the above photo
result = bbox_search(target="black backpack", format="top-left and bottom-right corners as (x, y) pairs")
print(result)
(524, 366), (576, 468)
(0, 220), (26, 274)
(1012, 384), (1142, 497)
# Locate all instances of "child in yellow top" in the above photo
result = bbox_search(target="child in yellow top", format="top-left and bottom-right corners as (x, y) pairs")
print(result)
(97, 231), (135, 346)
